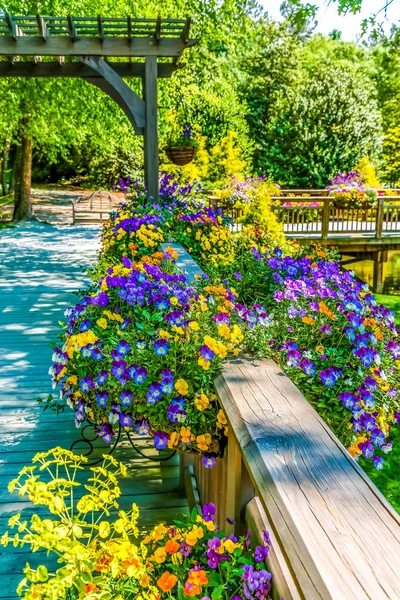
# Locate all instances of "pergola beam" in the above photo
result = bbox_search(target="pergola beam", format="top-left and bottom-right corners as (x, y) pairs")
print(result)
(0, 61), (182, 78)
(0, 14), (197, 201)
(0, 37), (196, 58)
(78, 55), (145, 134)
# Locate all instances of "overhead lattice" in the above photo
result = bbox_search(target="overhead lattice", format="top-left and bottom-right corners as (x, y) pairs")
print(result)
(0, 14), (195, 60)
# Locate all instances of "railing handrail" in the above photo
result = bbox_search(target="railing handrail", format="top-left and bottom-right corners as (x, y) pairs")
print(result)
(215, 357), (400, 600)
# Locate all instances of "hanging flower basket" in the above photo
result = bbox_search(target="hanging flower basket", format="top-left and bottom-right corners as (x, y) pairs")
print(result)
(165, 145), (198, 166)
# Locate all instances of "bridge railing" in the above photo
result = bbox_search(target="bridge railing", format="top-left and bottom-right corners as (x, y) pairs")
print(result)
(261, 197), (400, 240)
(207, 191), (400, 239)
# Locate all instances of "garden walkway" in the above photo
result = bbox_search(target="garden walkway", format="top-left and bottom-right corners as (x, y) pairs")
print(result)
(0, 223), (187, 599)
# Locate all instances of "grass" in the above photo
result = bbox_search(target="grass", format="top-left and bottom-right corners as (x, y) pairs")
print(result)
(359, 293), (400, 512)
(375, 294), (400, 324)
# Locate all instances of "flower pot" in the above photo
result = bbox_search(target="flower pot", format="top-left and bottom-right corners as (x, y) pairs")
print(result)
(165, 145), (198, 166)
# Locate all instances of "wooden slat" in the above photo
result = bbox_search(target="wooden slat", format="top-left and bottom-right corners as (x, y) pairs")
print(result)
(214, 357), (400, 600)
(97, 14), (104, 41)
(36, 14), (48, 40)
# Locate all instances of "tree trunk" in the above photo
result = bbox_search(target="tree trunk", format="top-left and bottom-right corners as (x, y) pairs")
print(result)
(1, 138), (11, 197)
(13, 135), (32, 221)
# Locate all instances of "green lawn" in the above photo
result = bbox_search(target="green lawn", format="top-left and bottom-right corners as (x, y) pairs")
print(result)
(375, 294), (400, 324)
(361, 293), (400, 512)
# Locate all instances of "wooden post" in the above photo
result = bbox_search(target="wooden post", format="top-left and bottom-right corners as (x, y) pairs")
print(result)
(321, 199), (330, 240)
(376, 197), (384, 239)
(226, 429), (254, 536)
(143, 56), (159, 201)
(373, 250), (387, 294)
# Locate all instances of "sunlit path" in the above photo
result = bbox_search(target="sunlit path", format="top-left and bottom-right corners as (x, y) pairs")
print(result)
(0, 223), (187, 599)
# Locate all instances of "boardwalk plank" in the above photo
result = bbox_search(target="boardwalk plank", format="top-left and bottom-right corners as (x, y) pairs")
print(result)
(0, 223), (187, 599)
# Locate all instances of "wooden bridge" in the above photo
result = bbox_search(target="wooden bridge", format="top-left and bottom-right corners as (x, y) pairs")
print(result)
(209, 189), (400, 293)
(275, 192), (400, 293)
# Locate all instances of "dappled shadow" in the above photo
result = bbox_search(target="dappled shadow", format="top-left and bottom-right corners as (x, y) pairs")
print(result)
(0, 222), (187, 597)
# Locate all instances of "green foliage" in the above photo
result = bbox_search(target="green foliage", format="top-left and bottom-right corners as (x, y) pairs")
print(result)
(382, 126), (400, 186)
(242, 41), (383, 186)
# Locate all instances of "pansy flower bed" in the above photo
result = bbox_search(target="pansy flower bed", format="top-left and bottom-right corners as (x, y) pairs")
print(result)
(49, 173), (400, 474)
(216, 247), (400, 468)
(50, 248), (244, 462)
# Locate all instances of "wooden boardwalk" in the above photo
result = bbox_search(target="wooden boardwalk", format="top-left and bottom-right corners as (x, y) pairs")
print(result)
(0, 222), (187, 599)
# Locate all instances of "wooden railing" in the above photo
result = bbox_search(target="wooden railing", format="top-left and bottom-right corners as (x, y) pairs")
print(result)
(206, 191), (400, 240)
(171, 244), (400, 600)
(182, 358), (400, 600)
(275, 197), (400, 239)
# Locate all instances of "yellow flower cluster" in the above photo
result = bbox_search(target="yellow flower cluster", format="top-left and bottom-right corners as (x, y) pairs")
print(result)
(64, 329), (98, 359)
(199, 224), (234, 267)
(2, 448), (162, 600)
(135, 223), (164, 249)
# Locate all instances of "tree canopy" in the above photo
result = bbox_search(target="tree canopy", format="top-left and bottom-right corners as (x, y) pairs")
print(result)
(1, 0), (400, 207)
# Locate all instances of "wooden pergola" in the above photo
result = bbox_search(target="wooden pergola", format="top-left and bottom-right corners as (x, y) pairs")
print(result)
(0, 15), (197, 200)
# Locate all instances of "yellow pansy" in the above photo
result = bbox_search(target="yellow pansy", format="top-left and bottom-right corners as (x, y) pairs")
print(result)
(198, 356), (211, 370)
(189, 321), (200, 331)
(96, 318), (108, 329)
(159, 329), (172, 339)
(170, 296), (180, 306)
(218, 323), (231, 340)
(67, 375), (77, 385)
(180, 426), (193, 444)
(196, 433), (211, 451)
(153, 547), (166, 563)
(217, 409), (228, 429)
(195, 394), (210, 411)
(175, 379), (189, 396)
(168, 431), (180, 449)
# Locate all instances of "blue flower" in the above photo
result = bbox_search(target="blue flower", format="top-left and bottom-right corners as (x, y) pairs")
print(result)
(371, 428), (385, 447)
(79, 320), (91, 332)
(120, 390), (133, 406)
(116, 339), (131, 356)
(111, 360), (126, 379)
(81, 345), (92, 358)
(372, 455), (384, 470)
(79, 376), (93, 393)
(133, 366), (147, 384)
(91, 348), (103, 361)
(96, 391), (109, 407)
(319, 368), (342, 387)
(146, 382), (162, 405)
(154, 338), (169, 356)
(120, 413), (133, 427)
(154, 431), (169, 449)
(338, 392), (356, 409)
(97, 370), (108, 386)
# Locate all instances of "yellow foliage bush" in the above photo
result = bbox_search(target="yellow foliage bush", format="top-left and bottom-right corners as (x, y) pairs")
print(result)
(354, 156), (381, 188)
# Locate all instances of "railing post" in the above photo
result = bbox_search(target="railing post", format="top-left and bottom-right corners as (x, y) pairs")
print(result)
(321, 199), (330, 240)
(376, 197), (384, 239)
(226, 429), (254, 536)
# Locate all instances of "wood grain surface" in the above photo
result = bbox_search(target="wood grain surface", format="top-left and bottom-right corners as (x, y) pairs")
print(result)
(215, 357), (400, 600)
